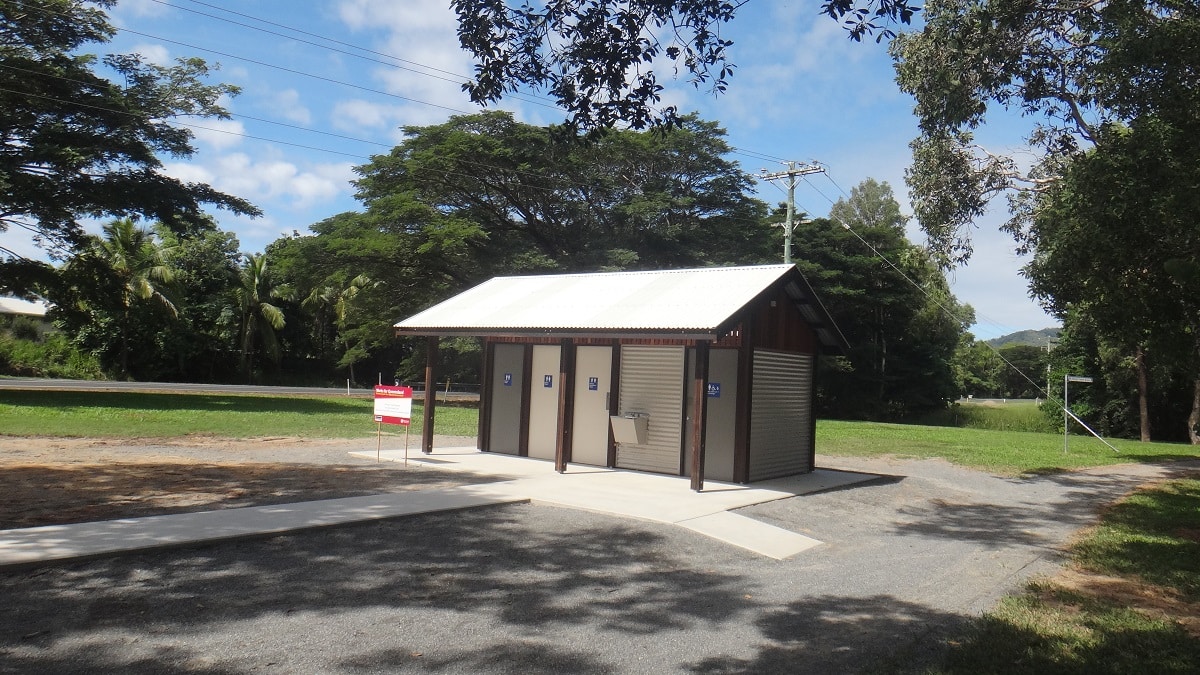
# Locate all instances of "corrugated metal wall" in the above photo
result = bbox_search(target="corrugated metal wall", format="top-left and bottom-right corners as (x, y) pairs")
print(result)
(617, 345), (685, 474)
(748, 349), (813, 481)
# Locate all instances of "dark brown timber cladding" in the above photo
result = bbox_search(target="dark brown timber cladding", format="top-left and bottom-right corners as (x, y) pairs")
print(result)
(748, 286), (818, 353)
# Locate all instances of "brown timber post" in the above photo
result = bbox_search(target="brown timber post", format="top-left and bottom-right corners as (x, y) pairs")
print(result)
(554, 338), (572, 473)
(690, 341), (710, 492)
(422, 336), (437, 454)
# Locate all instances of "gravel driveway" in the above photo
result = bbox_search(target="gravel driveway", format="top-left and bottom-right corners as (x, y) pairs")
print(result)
(2, 455), (1195, 674)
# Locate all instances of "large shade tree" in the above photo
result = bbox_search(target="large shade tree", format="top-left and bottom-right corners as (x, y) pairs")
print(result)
(353, 111), (774, 279)
(1025, 119), (1200, 442)
(893, 0), (1200, 442)
(0, 0), (258, 269)
(450, 0), (919, 132)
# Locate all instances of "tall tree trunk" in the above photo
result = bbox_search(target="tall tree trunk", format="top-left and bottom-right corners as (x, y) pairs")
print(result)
(1136, 345), (1151, 442)
(1189, 378), (1200, 446)
(1190, 336), (1200, 446)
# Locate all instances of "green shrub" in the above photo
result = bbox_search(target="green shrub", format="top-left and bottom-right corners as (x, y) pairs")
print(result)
(0, 333), (104, 379)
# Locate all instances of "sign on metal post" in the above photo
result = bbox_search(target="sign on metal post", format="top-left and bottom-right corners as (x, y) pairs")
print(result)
(374, 385), (413, 464)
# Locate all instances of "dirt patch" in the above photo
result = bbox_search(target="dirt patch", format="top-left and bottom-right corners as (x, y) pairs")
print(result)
(1043, 567), (1200, 638)
(0, 435), (486, 530)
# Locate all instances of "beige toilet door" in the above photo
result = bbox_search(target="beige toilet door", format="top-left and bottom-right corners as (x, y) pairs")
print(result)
(570, 346), (612, 466)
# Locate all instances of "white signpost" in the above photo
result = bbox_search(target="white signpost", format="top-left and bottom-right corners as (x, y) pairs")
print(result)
(373, 385), (413, 464)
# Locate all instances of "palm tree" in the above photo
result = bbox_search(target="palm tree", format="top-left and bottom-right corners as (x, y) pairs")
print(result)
(235, 253), (290, 381)
(302, 274), (378, 385)
(92, 218), (178, 378)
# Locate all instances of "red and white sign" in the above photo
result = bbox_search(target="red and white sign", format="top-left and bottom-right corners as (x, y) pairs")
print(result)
(373, 385), (413, 426)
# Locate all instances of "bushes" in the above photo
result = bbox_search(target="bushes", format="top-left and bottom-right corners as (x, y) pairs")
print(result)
(0, 332), (104, 379)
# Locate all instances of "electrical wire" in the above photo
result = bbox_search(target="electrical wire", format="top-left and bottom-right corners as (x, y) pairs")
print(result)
(147, 0), (563, 112)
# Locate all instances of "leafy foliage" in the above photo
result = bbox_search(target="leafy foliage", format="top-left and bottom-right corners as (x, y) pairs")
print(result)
(1025, 119), (1200, 443)
(235, 253), (290, 382)
(892, 0), (1200, 264)
(791, 179), (971, 419)
(0, 0), (259, 263)
(267, 112), (775, 383)
(452, 0), (918, 132)
(49, 218), (180, 379)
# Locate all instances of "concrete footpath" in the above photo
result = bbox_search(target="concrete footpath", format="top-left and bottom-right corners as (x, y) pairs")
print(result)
(0, 448), (879, 568)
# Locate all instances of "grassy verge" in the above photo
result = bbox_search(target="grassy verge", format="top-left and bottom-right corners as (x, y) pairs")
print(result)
(916, 399), (1057, 433)
(816, 420), (1199, 475)
(0, 390), (479, 438)
(930, 477), (1200, 674)
(2, 390), (1196, 475)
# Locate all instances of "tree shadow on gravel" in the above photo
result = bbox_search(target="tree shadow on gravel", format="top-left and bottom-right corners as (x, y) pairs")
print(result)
(0, 504), (756, 673)
(686, 594), (967, 674)
(889, 467), (1197, 550)
(341, 643), (618, 674)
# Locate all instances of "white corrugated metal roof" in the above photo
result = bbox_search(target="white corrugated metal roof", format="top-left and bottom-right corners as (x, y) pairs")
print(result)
(0, 297), (49, 317)
(396, 265), (796, 335)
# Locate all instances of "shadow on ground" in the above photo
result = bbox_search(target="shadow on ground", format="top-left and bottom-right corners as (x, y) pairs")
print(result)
(890, 462), (1200, 550)
(0, 504), (758, 673)
(686, 594), (967, 674)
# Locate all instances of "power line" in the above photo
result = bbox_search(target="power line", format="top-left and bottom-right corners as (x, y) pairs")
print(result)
(148, 0), (563, 112)
(22, 0), (809, 189)
(804, 167), (1069, 413)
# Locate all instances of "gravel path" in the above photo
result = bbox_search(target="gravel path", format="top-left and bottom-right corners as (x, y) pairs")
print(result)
(2, 455), (1196, 674)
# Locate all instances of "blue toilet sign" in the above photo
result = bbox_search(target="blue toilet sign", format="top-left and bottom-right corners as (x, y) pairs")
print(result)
(544, 374), (554, 388)
(503, 373), (513, 386)
(707, 382), (721, 398)
(588, 376), (599, 391)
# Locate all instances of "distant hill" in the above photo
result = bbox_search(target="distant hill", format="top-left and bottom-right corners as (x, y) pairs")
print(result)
(986, 328), (1061, 348)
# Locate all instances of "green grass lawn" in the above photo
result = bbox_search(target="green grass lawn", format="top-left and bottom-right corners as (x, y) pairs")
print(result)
(0, 390), (479, 438)
(816, 419), (1198, 475)
(2, 390), (1196, 475)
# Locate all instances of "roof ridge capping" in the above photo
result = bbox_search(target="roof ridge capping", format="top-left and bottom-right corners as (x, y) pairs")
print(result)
(491, 263), (795, 281)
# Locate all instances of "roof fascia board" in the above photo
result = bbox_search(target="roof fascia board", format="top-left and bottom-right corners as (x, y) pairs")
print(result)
(395, 328), (720, 341)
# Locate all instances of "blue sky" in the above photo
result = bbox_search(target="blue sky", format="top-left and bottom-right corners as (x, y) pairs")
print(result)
(10, 0), (1057, 338)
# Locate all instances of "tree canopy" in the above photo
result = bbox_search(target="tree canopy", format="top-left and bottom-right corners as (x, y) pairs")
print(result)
(0, 0), (258, 262)
(789, 179), (971, 419)
(451, 0), (918, 132)
(892, 0), (1199, 264)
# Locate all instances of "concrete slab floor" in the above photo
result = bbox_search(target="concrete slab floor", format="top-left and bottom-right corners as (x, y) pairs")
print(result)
(356, 447), (881, 559)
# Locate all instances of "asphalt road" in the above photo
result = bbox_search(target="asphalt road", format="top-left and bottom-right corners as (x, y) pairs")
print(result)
(2, 453), (1193, 674)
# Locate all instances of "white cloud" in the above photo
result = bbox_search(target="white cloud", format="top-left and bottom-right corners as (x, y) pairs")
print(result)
(271, 89), (312, 126)
(110, 0), (168, 19)
(332, 99), (396, 130)
(131, 43), (171, 66)
(187, 154), (353, 209)
(190, 118), (246, 151)
(337, 0), (458, 33)
(335, 0), (483, 122)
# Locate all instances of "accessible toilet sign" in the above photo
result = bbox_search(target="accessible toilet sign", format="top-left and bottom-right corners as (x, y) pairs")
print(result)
(373, 385), (413, 426)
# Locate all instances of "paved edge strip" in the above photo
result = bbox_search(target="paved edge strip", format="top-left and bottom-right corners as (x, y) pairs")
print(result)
(678, 512), (824, 560)
(0, 487), (526, 570)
